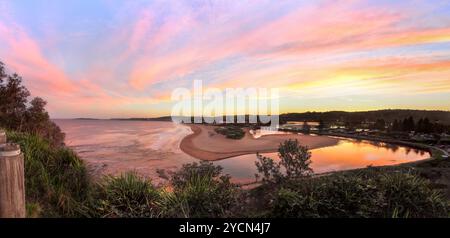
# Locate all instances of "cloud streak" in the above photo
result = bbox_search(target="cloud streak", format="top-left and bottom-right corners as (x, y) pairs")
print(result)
(0, 0), (449, 117)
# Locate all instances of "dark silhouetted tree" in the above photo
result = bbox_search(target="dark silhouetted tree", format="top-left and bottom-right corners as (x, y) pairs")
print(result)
(391, 119), (401, 131)
(0, 61), (6, 83)
(0, 72), (30, 130)
(373, 119), (386, 130)
(26, 97), (49, 128)
(256, 139), (313, 183)
(402, 116), (415, 132)
(416, 118), (433, 133)
(302, 120), (311, 133)
(0, 61), (65, 146)
(318, 119), (325, 131)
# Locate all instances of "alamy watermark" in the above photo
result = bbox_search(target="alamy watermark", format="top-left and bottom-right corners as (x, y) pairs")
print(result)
(171, 80), (279, 128)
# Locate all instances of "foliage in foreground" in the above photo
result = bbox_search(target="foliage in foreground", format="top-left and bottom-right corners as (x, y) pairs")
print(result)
(264, 171), (449, 218)
(9, 130), (450, 218)
(162, 162), (239, 218)
(252, 139), (449, 218)
(91, 172), (163, 218)
(7, 131), (90, 217)
(91, 163), (449, 218)
(88, 162), (239, 218)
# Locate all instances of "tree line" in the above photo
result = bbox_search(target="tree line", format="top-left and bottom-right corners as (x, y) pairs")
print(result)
(0, 61), (64, 147)
(281, 110), (450, 126)
(371, 116), (449, 133)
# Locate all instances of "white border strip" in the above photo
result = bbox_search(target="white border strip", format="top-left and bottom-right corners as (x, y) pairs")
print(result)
(0, 144), (21, 157)
(0, 149), (21, 157)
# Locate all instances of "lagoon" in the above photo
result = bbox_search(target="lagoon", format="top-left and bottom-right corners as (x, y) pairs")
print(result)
(55, 119), (430, 184)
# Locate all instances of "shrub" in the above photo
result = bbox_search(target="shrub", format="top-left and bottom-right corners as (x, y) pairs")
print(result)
(270, 175), (382, 218)
(87, 162), (240, 218)
(91, 172), (163, 218)
(267, 171), (449, 218)
(379, 172), (449, 218)
(256, 139), (313, 183)
(161, 162), (239, 218)
(214, 126), (245, 139)
(7, 131), (90, 217)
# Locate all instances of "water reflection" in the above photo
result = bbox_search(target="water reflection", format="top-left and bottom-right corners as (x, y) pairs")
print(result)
(55, 120), (430, 185)
(214, 139), (430, 184)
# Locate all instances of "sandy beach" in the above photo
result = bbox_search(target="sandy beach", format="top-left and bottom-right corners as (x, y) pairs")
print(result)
(56, 120), (429, 185)
(180, 124), (340, 160)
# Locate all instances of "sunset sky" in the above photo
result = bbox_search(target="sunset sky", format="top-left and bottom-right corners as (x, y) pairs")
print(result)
(1, 0), (450, 118)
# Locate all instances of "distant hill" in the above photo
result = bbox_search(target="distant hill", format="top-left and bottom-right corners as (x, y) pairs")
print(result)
(280, 110), (450, 125)
(100, 110), (450, 125)
(73, 118), (101, 120)
(109, 116), (173, 121)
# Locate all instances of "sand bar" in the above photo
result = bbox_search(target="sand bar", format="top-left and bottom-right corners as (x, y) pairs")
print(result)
(180, 124), (340, 161)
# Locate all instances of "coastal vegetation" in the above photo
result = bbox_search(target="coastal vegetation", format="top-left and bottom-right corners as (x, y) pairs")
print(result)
(256, 139), (313, 183)
(252, 140), (449, 218)
(214, 126), (245, 139)
(1, 60), (449, 218)
(280, 110), (450, 127)
(0, 61), (64, 147)
(6, 132), (90, 217)
(7, 128), (449, 218)
(260, 170), (449, 218)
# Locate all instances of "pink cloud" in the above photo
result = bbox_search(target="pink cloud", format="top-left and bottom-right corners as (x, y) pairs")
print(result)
(125, 0), (410, 90)
(0, 22), (77, 97)
(2, 0), (450, 117)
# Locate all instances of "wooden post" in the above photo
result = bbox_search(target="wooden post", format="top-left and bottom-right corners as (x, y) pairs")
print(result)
(0, 129), (5, 144)
(0, 142), (26, 218)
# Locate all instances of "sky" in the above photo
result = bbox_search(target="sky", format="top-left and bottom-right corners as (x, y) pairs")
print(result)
(0, 0), (450, 118)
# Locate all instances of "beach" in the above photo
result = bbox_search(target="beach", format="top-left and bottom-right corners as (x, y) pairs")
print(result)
(180, 124), (340, 160)
(55, 120), (429, 185)
(55, 120), (197, 183)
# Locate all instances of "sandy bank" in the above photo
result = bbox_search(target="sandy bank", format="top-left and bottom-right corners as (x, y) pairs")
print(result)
(180, 125), (339, 161)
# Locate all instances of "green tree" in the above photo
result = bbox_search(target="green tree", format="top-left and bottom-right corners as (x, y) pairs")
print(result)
(0, 61), (6, 83)
(391, 119), (401, 131)
(402, 116), (415, 132)
(416, 118), (433, 133)
(256, 139), (313, 183)
(318, 119), (325, 131)
(0, 61), (65, 146)
(0, 72), (30, 130)
(25, 97), (50, 131)
(373, 119), (386, 130)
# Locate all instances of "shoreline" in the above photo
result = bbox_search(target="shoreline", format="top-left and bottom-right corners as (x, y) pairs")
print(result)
(180, 124), (340, 161)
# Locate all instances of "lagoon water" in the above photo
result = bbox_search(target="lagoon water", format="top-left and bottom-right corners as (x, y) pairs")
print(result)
(215, 139), (429, 183)
(55, 119), (197, 184)
(55, 119), (430, 184)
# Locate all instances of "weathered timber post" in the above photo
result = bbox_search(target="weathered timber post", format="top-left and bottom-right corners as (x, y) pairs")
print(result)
(0, 130), (26, 218)
(0, 130), (5, 144)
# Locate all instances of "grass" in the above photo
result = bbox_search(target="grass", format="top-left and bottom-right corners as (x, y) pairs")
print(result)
(7, 131), (90, 217)
(86, 163), (239, 218)
(5, 131), (240, 218)
(160, 162), (239, 218)
(89, 172), (163, 218)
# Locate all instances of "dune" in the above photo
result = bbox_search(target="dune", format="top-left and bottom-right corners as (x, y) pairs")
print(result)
(180, 124), (340, 161)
